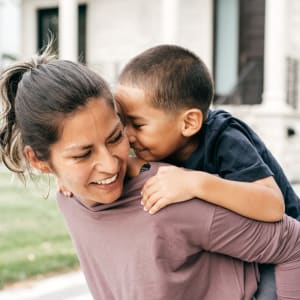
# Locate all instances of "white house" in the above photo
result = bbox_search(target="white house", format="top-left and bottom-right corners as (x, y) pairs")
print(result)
(18, 0), (300, 115)
(0, 0), (21, 69)
(0, 0), (299, 177)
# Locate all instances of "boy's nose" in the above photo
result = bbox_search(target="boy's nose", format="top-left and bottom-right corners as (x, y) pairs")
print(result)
(128, 134), (136, 144)
(125, 126), (136, 143)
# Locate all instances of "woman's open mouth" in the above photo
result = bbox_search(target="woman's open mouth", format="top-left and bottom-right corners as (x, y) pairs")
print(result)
(92, 174), (118, 186)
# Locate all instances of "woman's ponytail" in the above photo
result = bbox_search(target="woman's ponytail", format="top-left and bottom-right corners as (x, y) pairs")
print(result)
(0, 64), (30, 175)
(0, 42), (55, 179)
(0, 40), (113, 182)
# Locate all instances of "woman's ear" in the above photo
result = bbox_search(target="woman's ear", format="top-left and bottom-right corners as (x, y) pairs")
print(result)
(24, 145), (52, 174)
(181, 109), (203, 137)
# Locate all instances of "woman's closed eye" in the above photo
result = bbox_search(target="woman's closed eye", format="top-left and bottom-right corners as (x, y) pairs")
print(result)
(72, 151), (91, 160)
(108, 130), (125, 144)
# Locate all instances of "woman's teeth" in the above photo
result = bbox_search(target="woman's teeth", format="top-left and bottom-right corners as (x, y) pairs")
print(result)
(95, 174), (117, 185)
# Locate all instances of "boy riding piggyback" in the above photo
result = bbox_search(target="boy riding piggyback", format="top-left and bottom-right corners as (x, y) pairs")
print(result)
(115, 44), (300, 220)
(115, 44), (300, 299)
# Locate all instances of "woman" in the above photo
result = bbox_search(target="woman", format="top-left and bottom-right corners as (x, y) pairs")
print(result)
(0, 48), (300, 300)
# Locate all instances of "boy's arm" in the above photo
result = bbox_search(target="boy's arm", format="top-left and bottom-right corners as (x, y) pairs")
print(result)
(189, 169), (284, 221)
(141, 166), (284, 222)
(142, 123), (286, 221)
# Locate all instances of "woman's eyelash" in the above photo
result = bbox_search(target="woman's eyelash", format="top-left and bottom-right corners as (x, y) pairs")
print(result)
(73, 151), (91, 159)
(71, 129), (124, 159)
(109, 131), (124, 143)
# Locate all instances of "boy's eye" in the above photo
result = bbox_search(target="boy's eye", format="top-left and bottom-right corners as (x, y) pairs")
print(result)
(72, 151), (91, 160)
(108, 130), (124, 144)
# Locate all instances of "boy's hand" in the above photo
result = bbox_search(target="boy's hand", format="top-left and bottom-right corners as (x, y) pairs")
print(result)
(141, 166), (194, 214)
(56, 179), (73, 197)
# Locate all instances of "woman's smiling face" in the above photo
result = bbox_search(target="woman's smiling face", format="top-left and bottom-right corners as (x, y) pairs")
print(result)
(48, 97), (130, 206)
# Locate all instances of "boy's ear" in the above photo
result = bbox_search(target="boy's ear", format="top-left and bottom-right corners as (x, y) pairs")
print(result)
(24, 145), (53, 174)
(181, 109), (203, 137)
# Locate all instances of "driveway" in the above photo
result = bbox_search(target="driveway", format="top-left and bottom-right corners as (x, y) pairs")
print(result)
(0, 271), (93, 300)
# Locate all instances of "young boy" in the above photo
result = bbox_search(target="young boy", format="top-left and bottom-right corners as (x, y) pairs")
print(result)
(115, 44), (300, 222)
(115, 44), (300, 299)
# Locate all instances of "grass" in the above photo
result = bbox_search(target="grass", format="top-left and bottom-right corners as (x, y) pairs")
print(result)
(0, 170), (79, 289)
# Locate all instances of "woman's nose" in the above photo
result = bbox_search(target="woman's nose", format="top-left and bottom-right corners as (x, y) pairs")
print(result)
(94, 149), (118, 173)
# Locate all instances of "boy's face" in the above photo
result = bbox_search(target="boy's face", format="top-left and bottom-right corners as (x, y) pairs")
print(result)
(115, 85), (190, 162)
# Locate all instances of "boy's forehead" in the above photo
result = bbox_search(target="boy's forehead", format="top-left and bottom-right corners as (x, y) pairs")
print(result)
(115, 84), (145, 98)
(115, 84), (152, 108)
(115, 85), (166, 120)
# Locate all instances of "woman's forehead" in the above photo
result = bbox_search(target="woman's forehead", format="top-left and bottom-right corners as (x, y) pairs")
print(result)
(58, 99), (119, 145)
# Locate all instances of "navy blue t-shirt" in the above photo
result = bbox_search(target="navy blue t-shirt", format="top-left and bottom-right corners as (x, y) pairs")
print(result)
(166, 109), (300, 220)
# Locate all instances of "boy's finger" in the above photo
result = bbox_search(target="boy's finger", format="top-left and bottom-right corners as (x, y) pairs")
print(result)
(143, 192), (161, 211)
(149, 200), (166, 214)
(141, 183), (161, 205)
(60, 190), (73, 197)
(65, 191), (73, 197)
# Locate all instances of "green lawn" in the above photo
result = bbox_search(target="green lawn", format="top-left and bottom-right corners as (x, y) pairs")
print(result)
(0, 171), (79, 289)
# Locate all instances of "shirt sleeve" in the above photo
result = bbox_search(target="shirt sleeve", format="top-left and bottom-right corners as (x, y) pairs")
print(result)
(215, 126), (274, 181)
(206, 206), (300, 299)
(207, 206), (300, 263)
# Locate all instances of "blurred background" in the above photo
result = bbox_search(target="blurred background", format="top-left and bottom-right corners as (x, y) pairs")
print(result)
(0, 0), (300, 299)
(1, 0), (300, 107)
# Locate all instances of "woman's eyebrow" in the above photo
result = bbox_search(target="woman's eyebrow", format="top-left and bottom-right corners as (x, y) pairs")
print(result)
(64, 144), (92, 152)
(64, 122), (122, 152)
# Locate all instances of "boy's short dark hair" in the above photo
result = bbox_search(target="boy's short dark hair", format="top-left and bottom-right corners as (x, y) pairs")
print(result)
(118, 44), (214, 119)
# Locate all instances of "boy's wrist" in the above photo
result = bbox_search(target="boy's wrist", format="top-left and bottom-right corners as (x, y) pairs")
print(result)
(186, 170), (206, 200)
(187, 170), (219, 201)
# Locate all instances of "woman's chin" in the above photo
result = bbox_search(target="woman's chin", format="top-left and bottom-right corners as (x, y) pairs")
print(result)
(89, 182), (124, 205)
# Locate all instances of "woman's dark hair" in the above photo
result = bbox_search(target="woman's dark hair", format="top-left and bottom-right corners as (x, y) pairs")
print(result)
(0, 44), (115, 180)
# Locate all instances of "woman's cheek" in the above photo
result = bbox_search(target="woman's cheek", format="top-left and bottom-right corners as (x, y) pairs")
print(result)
(63, 166), (89, 188)
(122, 136), (131, 156)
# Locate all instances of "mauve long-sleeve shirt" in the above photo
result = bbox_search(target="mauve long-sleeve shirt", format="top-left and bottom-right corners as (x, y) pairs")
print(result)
(57, 162), (300, 300)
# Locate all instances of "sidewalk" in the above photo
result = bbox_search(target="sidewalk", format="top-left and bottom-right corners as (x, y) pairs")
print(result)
(0, 271), (93, 300)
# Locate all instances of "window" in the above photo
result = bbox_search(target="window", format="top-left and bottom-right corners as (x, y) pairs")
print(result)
(38, 8), (59, 53)
(37, 5), (86, 62)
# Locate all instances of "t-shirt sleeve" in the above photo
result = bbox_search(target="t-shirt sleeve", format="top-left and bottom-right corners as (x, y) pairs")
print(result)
(215, 126), (274, 181)
(206, 205), (300, 298)
(207, 206), (300, 264)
